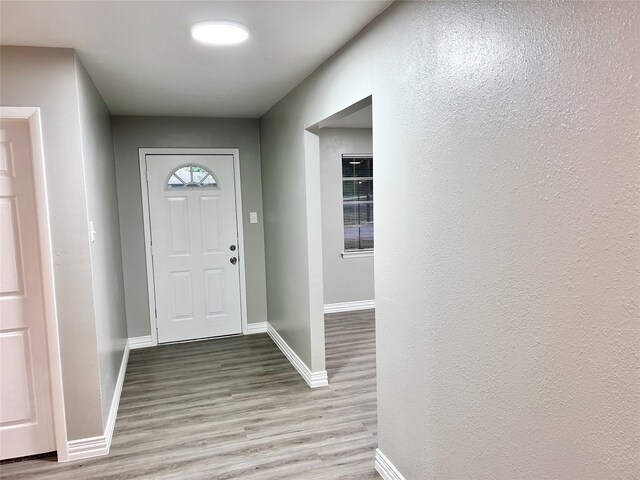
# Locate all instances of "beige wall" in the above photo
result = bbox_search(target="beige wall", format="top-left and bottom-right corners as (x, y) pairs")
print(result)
(111, 116), (268, 338)
(320, 128), (374, 305)
(259, 2), (640, 478)
(1, 46), (128, 441)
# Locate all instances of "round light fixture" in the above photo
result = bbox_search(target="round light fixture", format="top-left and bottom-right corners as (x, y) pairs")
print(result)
(191, 20), (249, 46)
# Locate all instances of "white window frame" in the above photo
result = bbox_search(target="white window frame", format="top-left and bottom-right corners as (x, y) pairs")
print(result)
(165, 163), (219, 190)
(341, 153), (374, 258)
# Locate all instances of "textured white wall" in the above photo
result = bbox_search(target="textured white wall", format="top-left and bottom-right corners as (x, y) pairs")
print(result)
(320, 128), (374, 305)
(260, 1), (639, 478)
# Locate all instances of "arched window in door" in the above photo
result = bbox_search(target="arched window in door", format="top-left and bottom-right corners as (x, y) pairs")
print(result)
(166, 164), (218, 189)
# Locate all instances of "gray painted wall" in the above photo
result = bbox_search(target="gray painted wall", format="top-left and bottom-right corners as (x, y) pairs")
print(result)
(75, 57), (128, 427)
(260, 119), (324, 372)
(259, 2), (640, 478)
(0, 46), (127, 441)
(320, 128), (374, 305)
(111, 116), (268, 338)
(1, 46), (102, 440)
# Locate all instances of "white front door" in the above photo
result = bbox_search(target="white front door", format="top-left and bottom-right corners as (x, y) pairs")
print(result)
(146, 154), (242, 343)
(0, 120), (55, 459)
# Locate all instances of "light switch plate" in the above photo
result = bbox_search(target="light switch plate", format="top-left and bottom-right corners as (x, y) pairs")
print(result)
(249, 212), (258, 224)
(89, 221), (96, 243)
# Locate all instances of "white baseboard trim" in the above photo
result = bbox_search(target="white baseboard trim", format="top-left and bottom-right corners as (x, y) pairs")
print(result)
(103, 340), (129, 450)
(65, 339), (130, 462)
(375, 449), (407, 480)
(323, 299), (375, 314)
(266, 323), (328, 388)
(128, 335), (153, 349)
(245, 322), (267, 334)
(66, 435), (108, 461)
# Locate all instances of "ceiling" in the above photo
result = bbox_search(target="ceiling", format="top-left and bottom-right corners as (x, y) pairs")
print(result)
(0, 1), (392, 118)
(323, 104), (372, 129)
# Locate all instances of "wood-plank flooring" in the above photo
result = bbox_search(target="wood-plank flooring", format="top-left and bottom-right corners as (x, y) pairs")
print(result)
(0, 310), (378, 479)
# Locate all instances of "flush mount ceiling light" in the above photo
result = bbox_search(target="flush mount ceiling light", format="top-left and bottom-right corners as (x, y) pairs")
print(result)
(191, 20), (249, 46)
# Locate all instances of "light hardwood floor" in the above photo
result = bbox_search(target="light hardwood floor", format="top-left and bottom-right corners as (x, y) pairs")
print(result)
(1, 310), (378, 479)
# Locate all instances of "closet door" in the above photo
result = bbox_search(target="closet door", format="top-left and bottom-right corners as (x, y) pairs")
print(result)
(0, 119), (55, 459)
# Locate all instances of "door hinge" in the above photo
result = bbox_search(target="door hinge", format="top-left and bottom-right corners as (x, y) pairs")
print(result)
(145, 170), (149, 182)
(155, 307), (157, 318)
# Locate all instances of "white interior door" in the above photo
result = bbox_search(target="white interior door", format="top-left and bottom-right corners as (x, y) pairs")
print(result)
(147, 154), (242, 343)
(0, 119), (55, 459)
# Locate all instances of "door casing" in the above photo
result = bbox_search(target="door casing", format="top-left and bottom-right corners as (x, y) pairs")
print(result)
(0, 107), (68, 461)
(139, 148), (249, 346)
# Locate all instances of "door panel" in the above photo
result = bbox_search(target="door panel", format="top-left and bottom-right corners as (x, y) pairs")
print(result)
(0, 120), (55, 459)
(200, 196), (221, 252)
(167, 197), (189, 255)
(204, 269), (225, 315)
(0, 197), (23, 294)
(171, 271), (194, 320)
(0, 330), (35, 425)
(147, 155), (242, 343)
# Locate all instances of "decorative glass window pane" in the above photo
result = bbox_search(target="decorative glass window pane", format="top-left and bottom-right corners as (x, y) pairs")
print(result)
(167, 174), (184, 187)
(191, 166), (209, 183)
(166, 164), (218, 189)
(201, 175), (216, 187)
(175, 166), (192, 183)
(342, 155), (373, 251)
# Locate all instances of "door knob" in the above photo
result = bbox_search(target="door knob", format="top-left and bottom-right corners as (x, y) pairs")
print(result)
(230, 257), (237, 265)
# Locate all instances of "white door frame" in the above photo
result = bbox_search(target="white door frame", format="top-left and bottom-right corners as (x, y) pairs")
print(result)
(0, 106), (69, 461)
(139, 148), (249, 346)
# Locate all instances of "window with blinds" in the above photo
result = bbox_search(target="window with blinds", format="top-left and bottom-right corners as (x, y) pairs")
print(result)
(342, 155), (373, 251)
